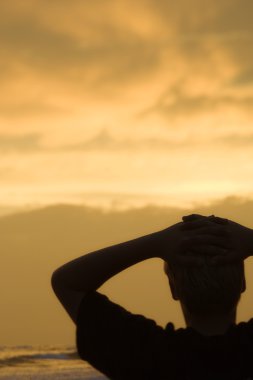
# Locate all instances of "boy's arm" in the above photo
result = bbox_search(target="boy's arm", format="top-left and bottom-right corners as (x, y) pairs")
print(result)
(51, 227), (171, 323)
(51, 220), (226, 323)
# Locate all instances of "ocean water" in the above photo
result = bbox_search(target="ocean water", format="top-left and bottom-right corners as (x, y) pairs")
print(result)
(0, 345), (108, 379)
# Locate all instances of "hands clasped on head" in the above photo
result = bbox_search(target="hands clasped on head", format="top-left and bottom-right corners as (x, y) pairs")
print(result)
(169, 214), (253, 267)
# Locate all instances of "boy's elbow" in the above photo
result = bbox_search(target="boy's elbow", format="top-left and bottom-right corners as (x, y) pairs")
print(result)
(51, 267), (85, 324)
(51, 268), (65, 294)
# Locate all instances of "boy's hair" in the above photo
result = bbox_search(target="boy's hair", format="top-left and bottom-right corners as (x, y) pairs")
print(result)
(166, 257), (245, 317)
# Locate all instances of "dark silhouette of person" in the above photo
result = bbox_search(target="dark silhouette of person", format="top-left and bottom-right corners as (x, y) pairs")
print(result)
(51, 214), (253, 379)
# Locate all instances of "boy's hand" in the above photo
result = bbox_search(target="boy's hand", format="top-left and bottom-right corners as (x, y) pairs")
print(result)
(159, 218), (229, 266)
(182, 213), (228, 225)
(181, 214), (253, 265)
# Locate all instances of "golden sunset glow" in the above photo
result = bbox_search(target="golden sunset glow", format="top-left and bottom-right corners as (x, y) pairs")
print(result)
(1, 0), (253, 213)
(1, 1), (253, 346)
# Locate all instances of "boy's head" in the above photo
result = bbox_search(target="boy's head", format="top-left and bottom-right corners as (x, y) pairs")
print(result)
(164, 257), (246, 318)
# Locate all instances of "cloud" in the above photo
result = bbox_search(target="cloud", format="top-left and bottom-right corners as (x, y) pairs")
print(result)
(1, 1), (253, 87)
(137, 80), (253, 120)
(230, 69), (253, 87)
(0, 133), (42, 152)
(0, 2), (167, 121)
(0, 129), (200, 154)
(217, 133), (253, 147)
(58, 126), (253, 152)
(0, 0), (252, 124)
(0, 100), (67, 118)
(62, 128), (199, 152)
(150, 0), (253, 35)
(0, 4), (162, 86)
(1, 128), (251, 155)
(1, 1), (248, 88)
(0, 166), (16, 180)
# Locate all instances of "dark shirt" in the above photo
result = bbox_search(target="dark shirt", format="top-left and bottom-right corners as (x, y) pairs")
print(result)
(76, 291), (253, 380)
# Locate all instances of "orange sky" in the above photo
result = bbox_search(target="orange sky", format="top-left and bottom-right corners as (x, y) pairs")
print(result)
(1, 0), (253, 215)
(1, 1), (253, 346)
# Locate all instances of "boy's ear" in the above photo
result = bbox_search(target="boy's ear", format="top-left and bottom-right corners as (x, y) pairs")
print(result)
(163, 261), (168, 275)
(168, 277), (179, 301)
(164, 261), (179, 301)
(242, 275), (246, 293)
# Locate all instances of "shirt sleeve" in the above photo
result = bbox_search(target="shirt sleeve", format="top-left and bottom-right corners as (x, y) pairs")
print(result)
(75, 291), (163, 380)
